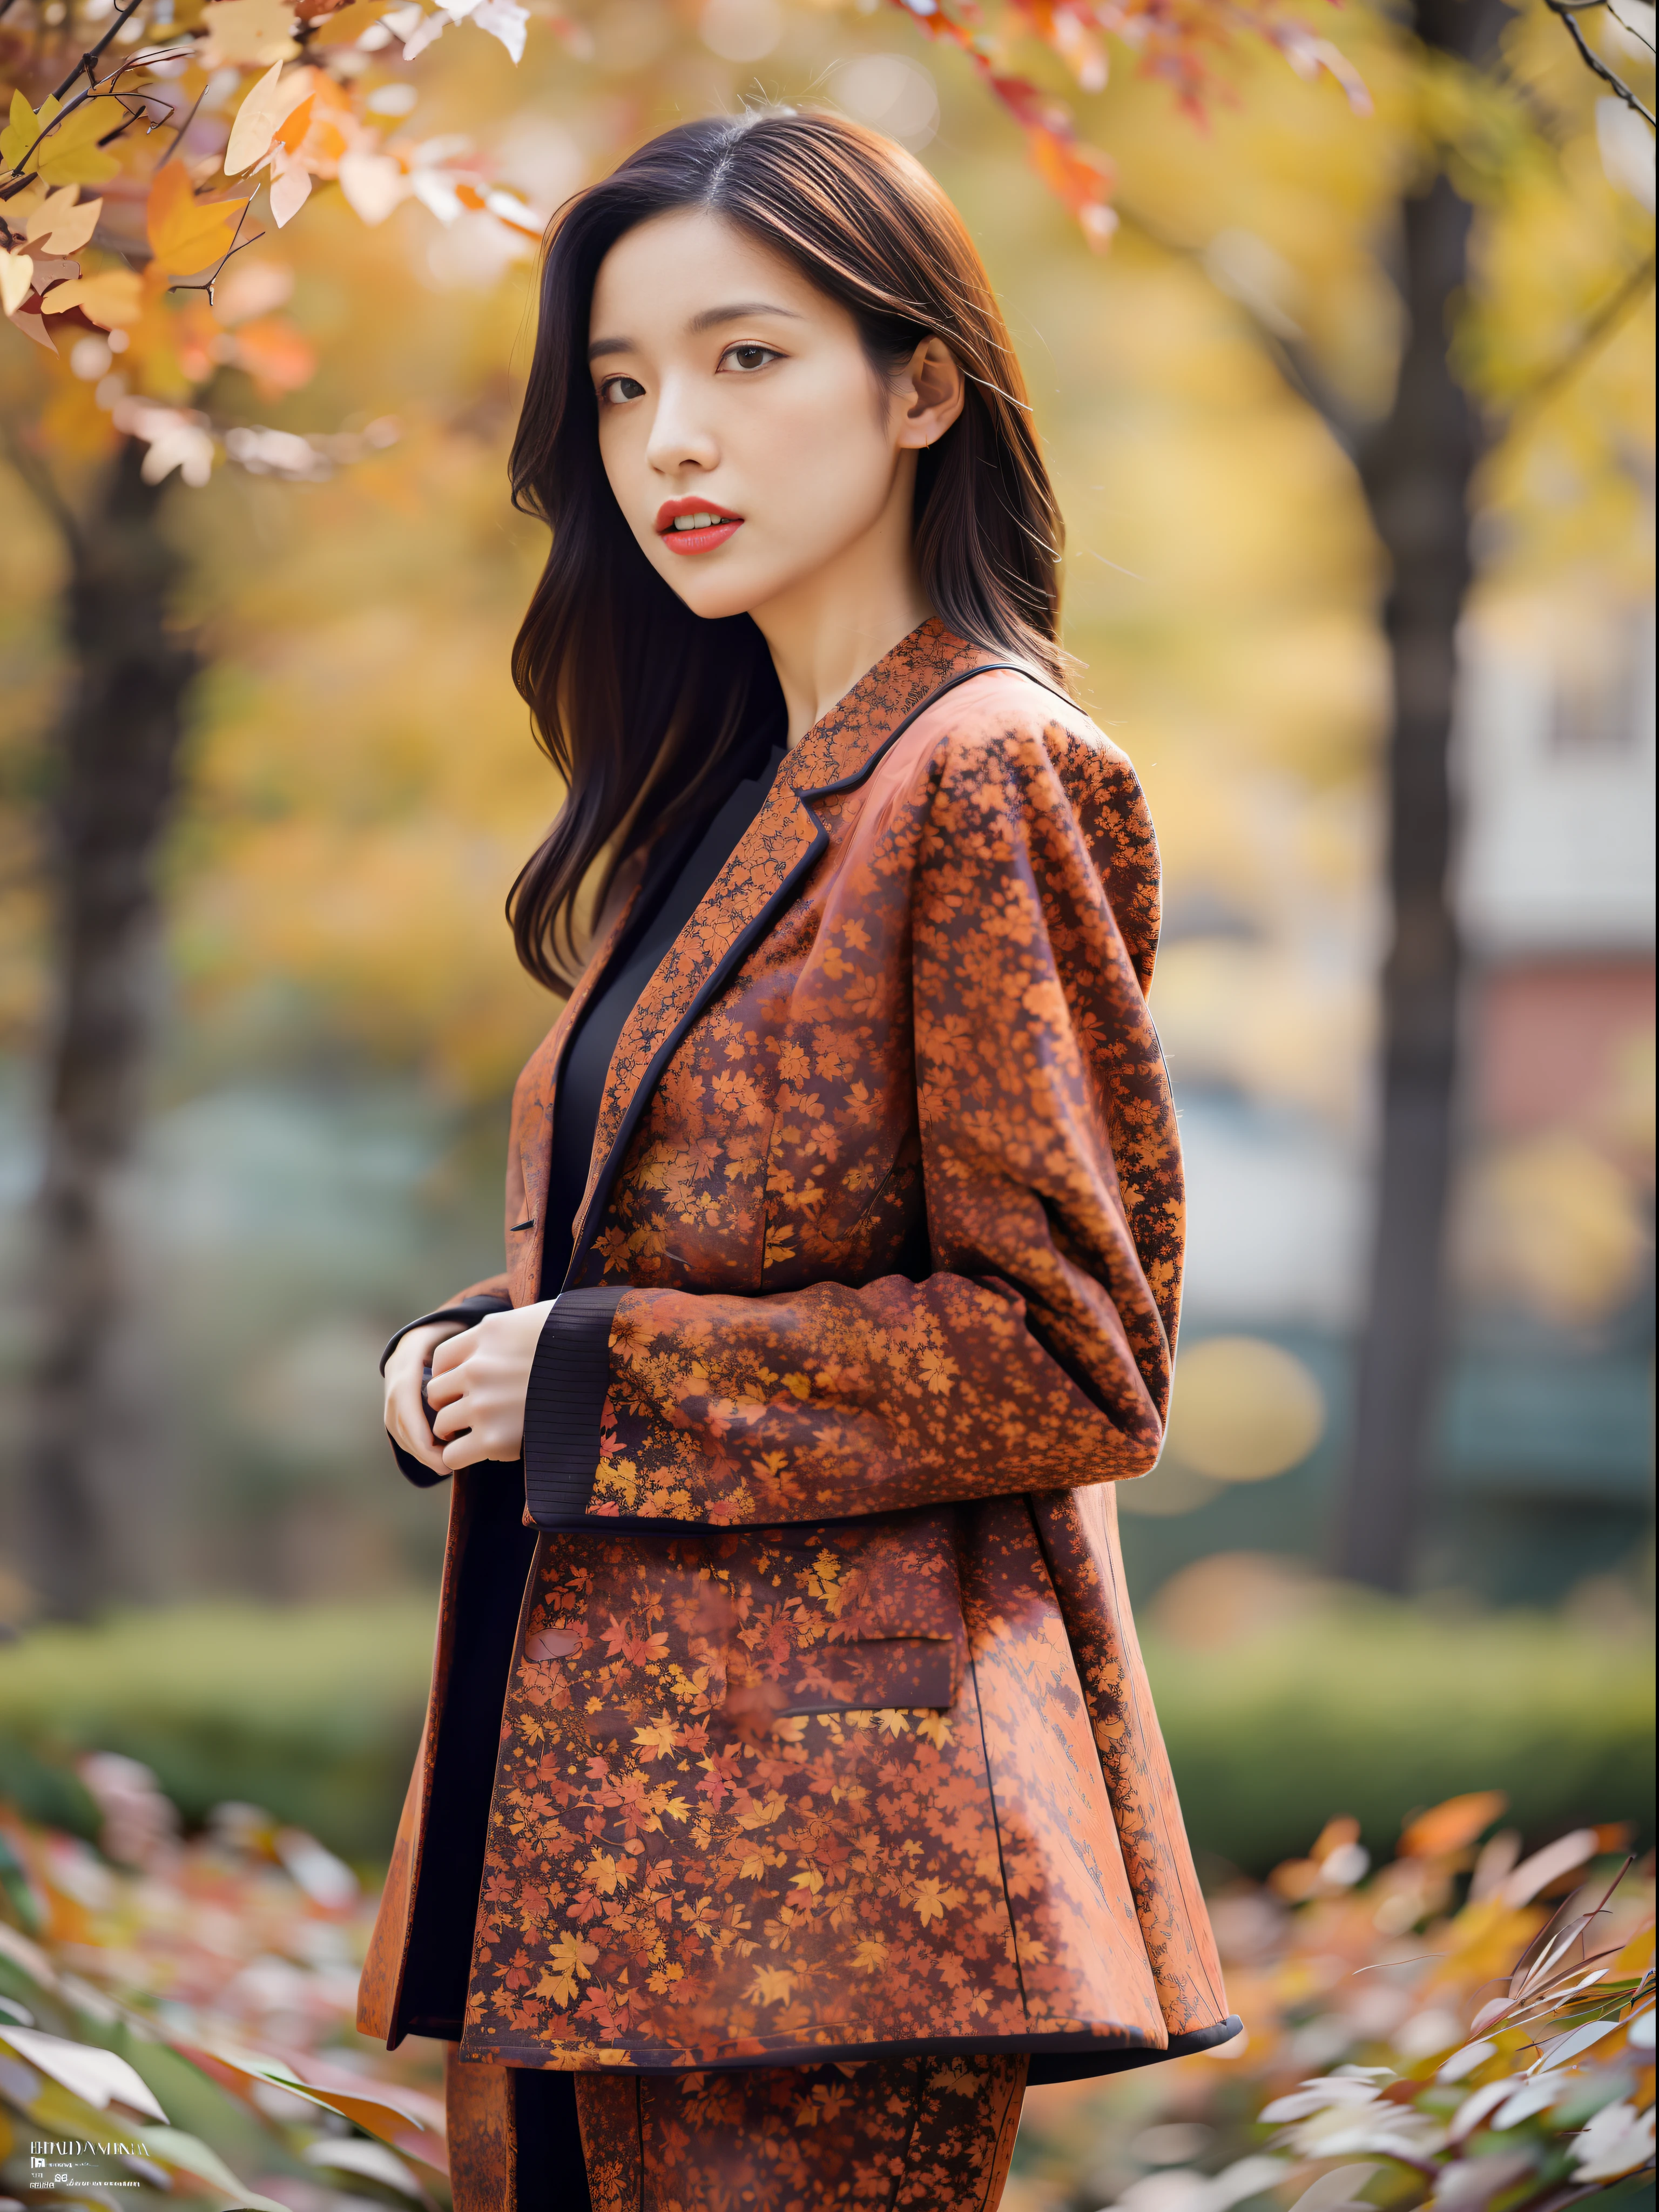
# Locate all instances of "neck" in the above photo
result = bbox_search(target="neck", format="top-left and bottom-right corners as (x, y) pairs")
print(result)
(750, 461), (932, 747)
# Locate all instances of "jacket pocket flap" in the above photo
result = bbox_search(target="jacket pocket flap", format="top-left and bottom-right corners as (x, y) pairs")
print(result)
(725, 1633), (959, 1720)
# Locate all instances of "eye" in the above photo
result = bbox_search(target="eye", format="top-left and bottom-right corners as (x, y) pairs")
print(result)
(598, 375), (646, 406)
(719, 343), (780, 374)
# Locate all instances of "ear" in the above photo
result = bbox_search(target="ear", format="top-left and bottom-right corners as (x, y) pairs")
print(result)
(895, 335), (966, 450)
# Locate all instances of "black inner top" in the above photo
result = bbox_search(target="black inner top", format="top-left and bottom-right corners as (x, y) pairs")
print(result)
(541, 732), (789, 1297)
(399, 718), (789, 2045)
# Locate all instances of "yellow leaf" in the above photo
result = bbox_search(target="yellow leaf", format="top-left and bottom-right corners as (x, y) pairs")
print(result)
(225, 61), (312, 177)
(199, 0), (299, 66)
(1, 87), (41, 171)
(0, 249), (32, 318)
(40, 268), (144, 327)
(26, 187), (102, 255)
(310, 0), (389, 43)
(147, 162), (249, 276)
(35, 97), (127, 188)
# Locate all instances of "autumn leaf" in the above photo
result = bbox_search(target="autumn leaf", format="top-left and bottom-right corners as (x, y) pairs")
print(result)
(41, 268), (144, 327)
(851, 1937), (888, 1973)
(4, 92), (127, 187)
(26, 187), (102, 256)
(41, 98), (126, 189)
(0, 249), (32, 319)
(199, 0), (300, 66)
(535, 1931), (598, 2007)
(911, 1877), (965, 1926)
(746, 1965), (796, 2006)
(228, 314), (316, 397)
(224, 62), (314, 178)
(631, 1717), (680, 1761)
(147, 163), (251, 278)
(309, 0), (392, 45)
(1400, 1793), (1509, 1862)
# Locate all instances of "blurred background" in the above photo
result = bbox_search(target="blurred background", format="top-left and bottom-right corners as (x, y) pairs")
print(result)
(0, 0), (1654, 2200)
(0, 0), (1653, 1865)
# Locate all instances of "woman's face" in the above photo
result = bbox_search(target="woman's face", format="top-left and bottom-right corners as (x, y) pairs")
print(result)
(587, 208), (945, 624)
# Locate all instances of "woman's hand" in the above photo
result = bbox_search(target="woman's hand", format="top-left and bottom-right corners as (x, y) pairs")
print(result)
(427, 1300), (555, 1469)
(383, 1320), (467, 1479)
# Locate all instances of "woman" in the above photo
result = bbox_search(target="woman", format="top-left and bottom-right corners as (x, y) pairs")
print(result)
(364, 108), (1237, 2212)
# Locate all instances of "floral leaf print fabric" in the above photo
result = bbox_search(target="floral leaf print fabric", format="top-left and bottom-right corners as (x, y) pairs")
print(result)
(571, 2052), (1027, 2212)
(567, 659), (1181, 1528)
(457, 1502), (1167, 2072)
(359, 623), (1232, 2080)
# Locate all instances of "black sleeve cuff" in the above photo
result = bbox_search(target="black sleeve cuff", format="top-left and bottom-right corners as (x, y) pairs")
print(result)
(387, 1433), (451, 1489)
(379, 1293), (513, 1375)
(523, 1287), (626, 1526)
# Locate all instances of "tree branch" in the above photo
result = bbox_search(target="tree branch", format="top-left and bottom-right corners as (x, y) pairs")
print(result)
(0, 423), (84, 563)
(1510, 249), (1657, 420)
(49, 0), (150, 103)
(1543, 0), (1657, 126)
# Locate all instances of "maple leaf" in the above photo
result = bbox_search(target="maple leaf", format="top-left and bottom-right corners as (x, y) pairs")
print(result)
(911, 1878), (958, 1927)
(26, 187), (102, 256)
(146, 164), (251, 280)
(852, 1937), (888, 1973)
(746, 1965), (796, 2006)
(6, 95), (127, 188)
(536, 1931), (598, 2007)
(40, 269), (143, 327)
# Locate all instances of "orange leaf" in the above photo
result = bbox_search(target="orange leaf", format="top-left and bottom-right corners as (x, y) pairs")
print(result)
(231, 312), (316, 397)
(1400, 1791), (1508, 1862)
(147, 160), (250, 276)
(272, 95), (314, 156)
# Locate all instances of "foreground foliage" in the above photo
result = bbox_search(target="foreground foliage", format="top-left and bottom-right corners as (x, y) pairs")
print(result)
(1016, 1795), (1655, 2211)
(0, 1761), (447, 2208)
(0, 1770), (1650, 2211)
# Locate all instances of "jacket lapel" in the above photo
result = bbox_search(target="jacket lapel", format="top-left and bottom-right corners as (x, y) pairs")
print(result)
(508, 848), (650, 1308)
(557, 620), (995, 1289)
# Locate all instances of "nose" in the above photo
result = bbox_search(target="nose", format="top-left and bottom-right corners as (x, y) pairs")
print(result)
(644, 369), (720, 478)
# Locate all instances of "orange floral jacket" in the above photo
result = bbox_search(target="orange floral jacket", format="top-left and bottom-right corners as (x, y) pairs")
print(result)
(358, 621), (1234, 2079)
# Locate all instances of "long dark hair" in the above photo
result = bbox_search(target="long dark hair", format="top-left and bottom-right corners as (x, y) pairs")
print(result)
(507, 107), (1066, 989)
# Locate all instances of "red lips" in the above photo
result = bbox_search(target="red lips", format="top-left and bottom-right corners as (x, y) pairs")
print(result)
(656, 495), (744, 556)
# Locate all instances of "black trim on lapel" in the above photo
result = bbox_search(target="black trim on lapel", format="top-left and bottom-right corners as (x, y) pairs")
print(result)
(557, 660), (1057, 1297)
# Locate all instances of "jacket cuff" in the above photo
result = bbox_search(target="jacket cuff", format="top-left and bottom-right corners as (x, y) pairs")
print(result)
(523, 1287), (626, 1526)
(379, 1293), (513, 1375)
(387, 1433), (451, 1489)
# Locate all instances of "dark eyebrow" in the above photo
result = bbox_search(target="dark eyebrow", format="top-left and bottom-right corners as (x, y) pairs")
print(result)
(587, 300), (803, 363)
(687, 300), (804, 334)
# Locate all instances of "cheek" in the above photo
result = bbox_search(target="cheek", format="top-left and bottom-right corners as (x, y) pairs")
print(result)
(743, 372), (894, 541)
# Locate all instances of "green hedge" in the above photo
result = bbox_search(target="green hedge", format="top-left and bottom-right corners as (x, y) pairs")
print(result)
(1139, 1603), (1654, 1873)
(0, 1595), (1650, 1872)
(0, 1599), (434, 1865)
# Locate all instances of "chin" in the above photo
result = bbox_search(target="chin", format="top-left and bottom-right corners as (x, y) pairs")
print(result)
(650, 553), (798, 625)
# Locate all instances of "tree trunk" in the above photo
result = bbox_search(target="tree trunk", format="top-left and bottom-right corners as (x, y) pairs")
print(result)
(1336, 0), (1506, 1588)
(20, 435), (200, 1621)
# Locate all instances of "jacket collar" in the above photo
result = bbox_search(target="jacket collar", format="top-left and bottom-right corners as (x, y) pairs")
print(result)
(554, 620), (993, 1287)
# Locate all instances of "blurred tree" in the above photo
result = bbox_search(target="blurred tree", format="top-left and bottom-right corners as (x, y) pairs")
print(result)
(1, 0), (1650, 1608)
(1, 0), (1365, 1612)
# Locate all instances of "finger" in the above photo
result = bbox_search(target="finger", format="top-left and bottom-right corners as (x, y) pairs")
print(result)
(442, 1424), (495, 1471)
(431, 1393), (481, 1442)
(430, 1326), (478, 1378)
(425, 1364), (466, 1409)
(389, 1388), (449, 1475)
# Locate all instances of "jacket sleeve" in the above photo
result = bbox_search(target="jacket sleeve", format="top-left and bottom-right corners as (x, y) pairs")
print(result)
(524, 712), (1183, 1529)
(380, 1277), (512, 1488)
